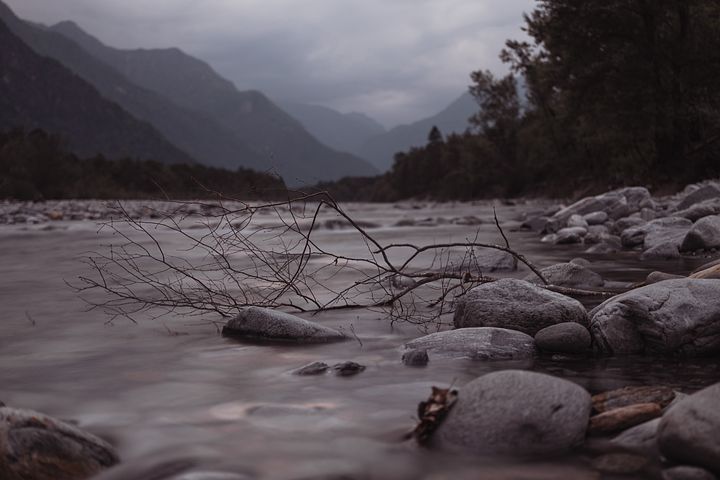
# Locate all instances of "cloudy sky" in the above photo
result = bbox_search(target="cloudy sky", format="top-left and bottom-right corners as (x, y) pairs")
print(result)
(6, 0), (534, 126)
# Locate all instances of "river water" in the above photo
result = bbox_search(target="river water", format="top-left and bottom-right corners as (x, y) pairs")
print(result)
(1, 201), (718, 480)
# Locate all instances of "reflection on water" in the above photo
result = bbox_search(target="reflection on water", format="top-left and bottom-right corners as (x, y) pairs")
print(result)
(1, 202), (718, 479)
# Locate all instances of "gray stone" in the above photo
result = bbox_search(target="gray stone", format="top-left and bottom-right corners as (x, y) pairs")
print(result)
(676, 184), (720, 211)
(434, 370), (591, 456)
(222, 307), (346, 343)
(643, 217), (693, 250)
(681, 215), (720, 252)
(404, 327), (535, 360)
(454, 279), (588, 335)
(569, 257), (591, 267)
(616, 216), (648, 233)
(473, 249), (517, 272)
(402, 349), (429, 366)
(589, 279), (720, 355)
(584, 225), (611, 244)
(295, 362), (330, 376)
(584, 211), (609, 225)
(0, 407), (119, 480)
(567, 214), (589, 229)
(662, 466), (718, 480)
(555, 227), (587, 244)
(621, 225), (648, 248)
(610, 418), (660, 456)
(676, 198), (720, 222)
(641, 241), (681, 260)
(526, 262), (604, 289)
(646, 271), (684, 284)
(541, 233), (558, 243)
(658, 382), (720, 475)
(521, 215), (550, 232)
(333, 361), (365, 376)
(534, 322), (592, 354)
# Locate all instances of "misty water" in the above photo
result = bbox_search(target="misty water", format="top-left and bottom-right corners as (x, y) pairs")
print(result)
(2, 202), (719, 480)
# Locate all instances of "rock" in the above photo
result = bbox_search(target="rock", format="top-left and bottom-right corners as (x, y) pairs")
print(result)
(433, 370), (591, 456)
(690, 263), (720, 280)
(641, 242), (681, 260)
(555, 227), (587, 244)
(621, 225), (648, 248)
(526, 262), (604, 289)
(222, 307), (346, 344)
(676, 198), (720, 222)
(333, 361), (365, 376)
(569, 257), (591, 267)
(676, 184), (720, 211)
(567, 214), (589, 229)
(681, 215), (720, 252)
(589, 403), (662, 435)
(584, 226), (611, 244)
(584, 211), (609, 225)
(616, 216), (648, 233)
(454, 279), (588, 335)
(452, 215), (483, 226)
(592, 386), (675, 413)
(662, 466), (718, 480)
(521, 215), (550, 231)
(589, 279), (720, 355)
(404, 327), (535, 360)
(591, 453), (650, 475)
(541, 233), (558, 243)
(473, 249), (517, 272)
(691, 258), (720, 275)
(401, 349), (429, 366)
(295, 361), (330, 376)
(0, 407), (119, 480)
(646, 271), (684, 284)
(643, 217), (693, 250)
(610, 418), (661, 456)
(658, 382), (720, 475)
(534, 323), (592, 354)
(585, 237), (622, 254)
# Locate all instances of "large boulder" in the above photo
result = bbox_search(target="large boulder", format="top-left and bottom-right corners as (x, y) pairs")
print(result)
(681, 215), (720, 252)
(403, 327), (535, 360)
(433, 370), (592, 456)
(676, 184), (720, 211)
(526, 262), (604, 289)
(222, 307), (346, 343)
(0, 407), (119, 480)
(589, 279), (720, 355)
(676, 198), (720, 222)
(658, 382), (720, 475)
(454, 279), (588, 335)
(621, 217), (693, 250)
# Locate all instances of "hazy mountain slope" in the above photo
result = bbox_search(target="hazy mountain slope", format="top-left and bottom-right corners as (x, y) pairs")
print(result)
(51, 20), (379, 185)
(279, 101), (386, 155)
(358, 92), (477, 171)
(0, 1), (265, 171)
(0, 18), (192, 164)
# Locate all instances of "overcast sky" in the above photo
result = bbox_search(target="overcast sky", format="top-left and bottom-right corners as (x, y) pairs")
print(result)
(6, 0), (534, 127)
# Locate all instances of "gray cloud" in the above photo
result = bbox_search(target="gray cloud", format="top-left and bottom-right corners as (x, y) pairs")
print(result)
(5, 0), (533, 126)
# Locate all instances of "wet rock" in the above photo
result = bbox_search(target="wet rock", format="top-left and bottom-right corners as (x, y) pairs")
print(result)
(0, 407), (119, 480)
(555, 227), (587, 244)
(521, 215), (550, 231)
(222, 307), (346, 344)
(589, 279), (720, 355)
(534, 323), (592, 354)
(333, 361), (366, 376)
(676, 184), (720, 211)
(676, 198), (720, 222)
(591, 453), (650, 475)
(526, 262), (604, 289)
(541, 233), (558, 243)
(662, 466), (718, 480)
(295, 362), (330, 376)
(589, 403), (663, 435)
(610, 418), (661, 456)
(433, 370), (591, 456)
(592, 386), (676, 413)
(641, 242), (681, 260)
(401, 349), (429, 367)
(584, 211), (609, 225)
(646, 271), (684, 284)
(681, 215), (720, 252)
(454, 279), (588, 335)
(404, 327), (535, 360)
(643, 217), (694, 250)
(658, 382), (720, 475)
(567, 214), (589, 229)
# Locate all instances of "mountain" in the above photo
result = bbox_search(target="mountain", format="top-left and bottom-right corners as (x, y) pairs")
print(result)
(0, 18), (192, 164)
(50, 19), (379, 185)
(357, 92), (478, 171)
(279, 101), (386, 156)
(0, 1), (268, 172)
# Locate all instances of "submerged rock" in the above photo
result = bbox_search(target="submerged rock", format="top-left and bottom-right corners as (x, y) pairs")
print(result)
(589, 279), (720, 355)
(0, 407), (119, 480)
(222, 307), (346, 344)
(658, 382), (720, 475)
(333, 361), (366, 376)
(404, 327), (535, 360)
(454, 279), (588, 335)
(294, 362), (330, 376)
(401, 349), (429, 367)
(433, 370), (591, 456)
(534, 323), (591, 354)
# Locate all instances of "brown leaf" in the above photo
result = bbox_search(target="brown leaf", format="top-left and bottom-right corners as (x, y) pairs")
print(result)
(409, 386), (458, 445)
